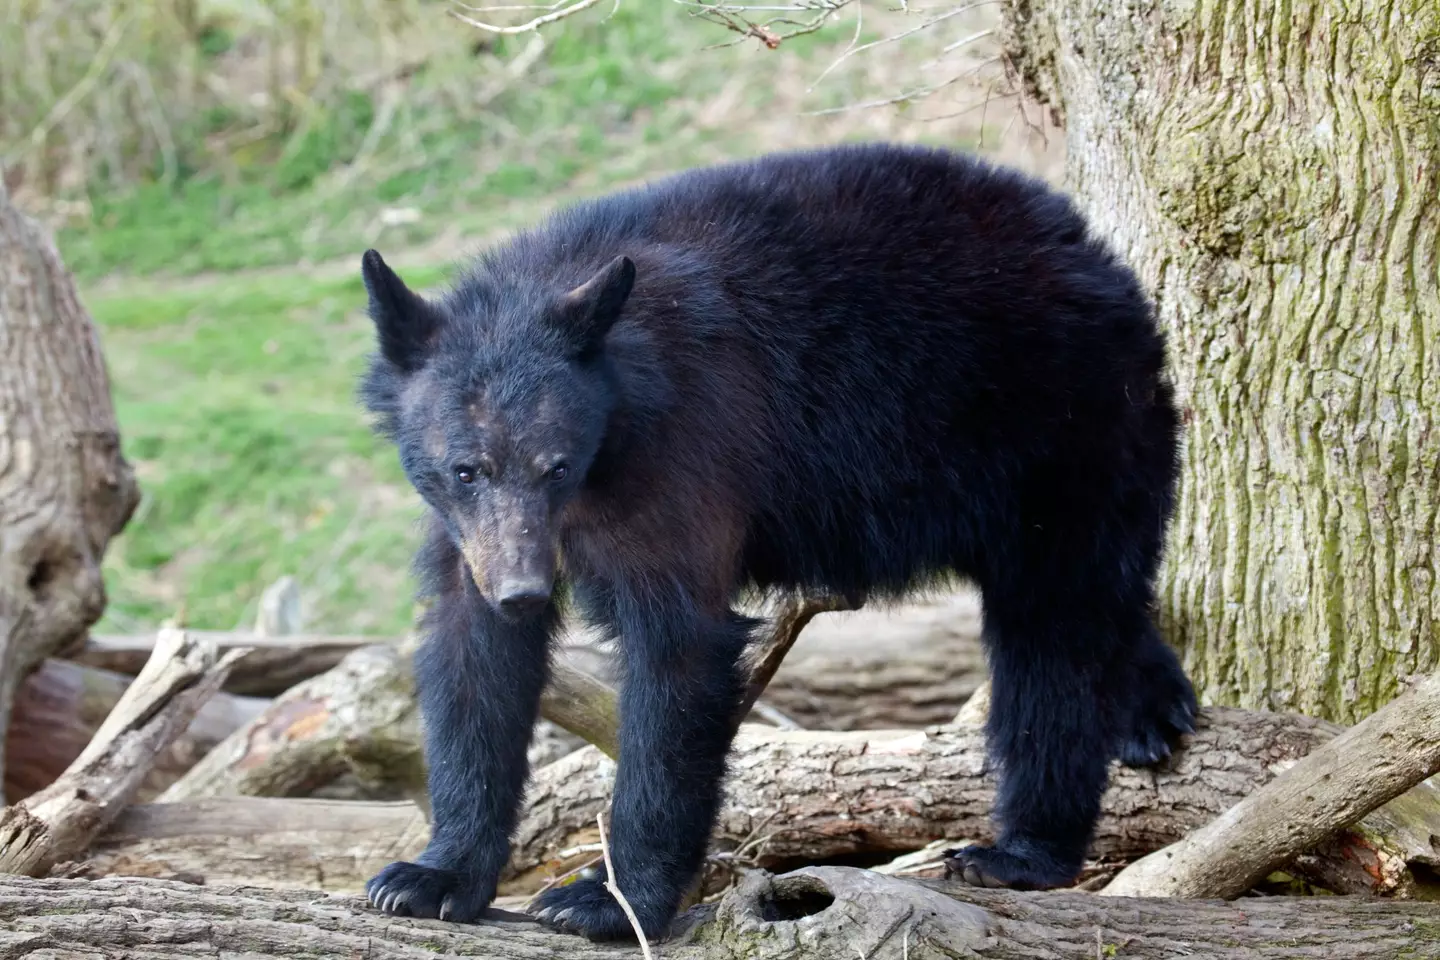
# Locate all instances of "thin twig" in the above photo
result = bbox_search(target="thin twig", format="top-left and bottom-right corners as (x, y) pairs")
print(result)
(17, 10), (134, 155)
(597, 812), (654, 959)
(807, 2), (998, 93)
(748, 700), (804, 730)
(733, 593), (851, 727)
(449, 0), (607, 33)
(802, 53), (998, 115)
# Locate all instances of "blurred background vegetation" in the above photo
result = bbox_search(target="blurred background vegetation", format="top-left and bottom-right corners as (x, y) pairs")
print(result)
(2, 0), (1060, 636)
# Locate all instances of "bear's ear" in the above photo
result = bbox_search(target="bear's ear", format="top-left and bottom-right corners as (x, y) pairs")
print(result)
(553, 255), (635, 356)
(362, 249), (443, 372)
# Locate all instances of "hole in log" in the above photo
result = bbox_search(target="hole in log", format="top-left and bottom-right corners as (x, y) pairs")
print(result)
(1412, 860), (1440, 891)
(759, 877), (836, 922)
(27, 559), (56, 601)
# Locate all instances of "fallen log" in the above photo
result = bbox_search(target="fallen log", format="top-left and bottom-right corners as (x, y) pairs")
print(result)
(80, 797), (429, 891)
(154, 642), (586, 804)
(150, 597), (841, 800)
(84, 707), (1440, 899)
(3, 867), (1437, 960)
(1104, 669), (1440, 899)
(761, 591), (985, 730)
(83, 590), (987, 729)
(4, 658), (267, 804)
(158, 644), (422, 802)
(559, 590), (987, 731)
(507, 708), (1440, 899)
(0, 628), (241, 876)
(75, 630), (381, 697)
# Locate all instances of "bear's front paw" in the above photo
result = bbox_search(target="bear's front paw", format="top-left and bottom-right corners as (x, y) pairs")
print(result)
(366, 861), (493, 922)
(942, 843), (1078, 891)
(530, 876), (668, 942)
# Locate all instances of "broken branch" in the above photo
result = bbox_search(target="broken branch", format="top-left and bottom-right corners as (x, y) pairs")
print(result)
(0, 627), (242, 876)
(1103, 669), (1440, 899)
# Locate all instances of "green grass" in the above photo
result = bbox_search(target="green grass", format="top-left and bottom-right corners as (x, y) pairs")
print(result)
(63, 2), (1013, 636)
(92, 269), (449, 633)
(58, 6), (783, 281)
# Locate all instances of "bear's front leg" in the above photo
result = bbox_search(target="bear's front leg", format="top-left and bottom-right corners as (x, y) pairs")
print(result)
(368, 577), (555, 922)
(530, 601), (749, 941)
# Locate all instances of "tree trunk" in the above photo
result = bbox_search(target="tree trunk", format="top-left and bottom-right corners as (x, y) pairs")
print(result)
(1001, 1), (1440, 722)
(0, 182), (140, 787)
(4, 869), (1438, 960)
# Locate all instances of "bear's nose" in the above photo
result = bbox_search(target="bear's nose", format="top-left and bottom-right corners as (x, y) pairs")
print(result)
(497, 580), (551, 617)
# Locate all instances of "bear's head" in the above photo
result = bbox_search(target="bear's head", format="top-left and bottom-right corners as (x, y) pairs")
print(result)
(358, 249), (635, 618)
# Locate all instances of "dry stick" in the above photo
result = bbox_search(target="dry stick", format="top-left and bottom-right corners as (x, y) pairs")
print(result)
(733, 595), (852, 730)
(1103, 670), (1440, 899)
(0, 627), (245, 877)
(542, 593), (848, 761)
(597, 812), (655, 960)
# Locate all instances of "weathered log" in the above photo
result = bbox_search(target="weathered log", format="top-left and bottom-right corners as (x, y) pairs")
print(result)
(76, 630), (380, 697)
(154, 641), (584, 804)
(86, 707), (1440, 899)
(150, 596), (875, 801)
(506, 708), (1440, 899)
(1105, 670), (1440, 899)
(0, 180), (140, 788)
(0, 628), (241, 876)
(81, 797), (430, 891)
(4, 658), (267, 804)
(83, 589), (987, 729)
(541, 655), (620, 760)
(158, 644), (421, 802)
(4, 867), (1438, 959)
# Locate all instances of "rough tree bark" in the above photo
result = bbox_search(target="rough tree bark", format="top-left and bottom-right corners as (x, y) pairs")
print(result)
(1002, 1), (1440, 721)
(4, 869), (1438, 960)
(0, 181), (139, 787)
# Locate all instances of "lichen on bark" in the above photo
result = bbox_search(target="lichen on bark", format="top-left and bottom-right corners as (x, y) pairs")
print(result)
(1004, 0), (1440, 722)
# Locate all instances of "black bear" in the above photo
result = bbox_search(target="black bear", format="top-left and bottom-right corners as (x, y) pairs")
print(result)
(359, 141), (1194, 940)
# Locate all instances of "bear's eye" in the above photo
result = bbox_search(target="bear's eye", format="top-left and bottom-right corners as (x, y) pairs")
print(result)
(455, 465), (477, 484)
(550, 463), (569, 482)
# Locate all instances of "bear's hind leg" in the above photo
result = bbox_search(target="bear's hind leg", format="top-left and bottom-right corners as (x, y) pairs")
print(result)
(945, 598), (1133, 890)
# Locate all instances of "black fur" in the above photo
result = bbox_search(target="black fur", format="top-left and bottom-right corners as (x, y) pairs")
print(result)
(358, 142), (1194, 940)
